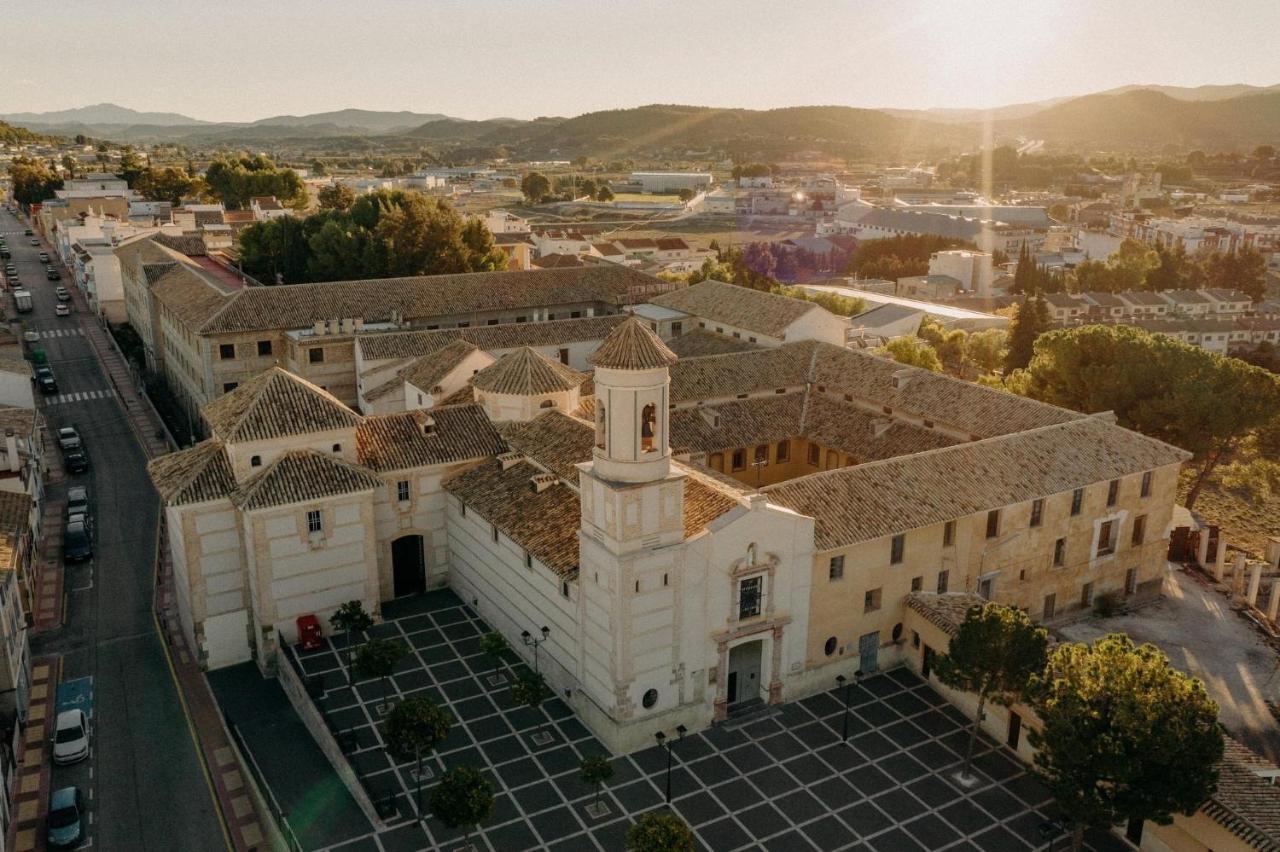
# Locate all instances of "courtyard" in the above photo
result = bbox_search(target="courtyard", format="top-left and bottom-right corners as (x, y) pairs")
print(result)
(249, 589), (1132, 852)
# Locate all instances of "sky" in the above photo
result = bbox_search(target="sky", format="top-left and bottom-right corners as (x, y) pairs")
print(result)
(5, 0), (1280, 122)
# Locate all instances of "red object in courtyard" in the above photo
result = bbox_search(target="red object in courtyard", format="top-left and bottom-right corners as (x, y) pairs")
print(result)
(296, 614), (323, 651)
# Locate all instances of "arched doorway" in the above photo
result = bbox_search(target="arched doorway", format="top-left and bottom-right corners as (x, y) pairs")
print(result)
(391, 535), (426, 597)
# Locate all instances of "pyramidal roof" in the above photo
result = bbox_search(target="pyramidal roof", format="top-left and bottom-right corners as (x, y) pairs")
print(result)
(472, 347), (585, 395)
(203, 367), (363, 443)
(587, 316), (678, 370)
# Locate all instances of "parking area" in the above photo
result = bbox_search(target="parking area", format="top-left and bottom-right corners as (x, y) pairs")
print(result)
(277, 590), (1126, 852)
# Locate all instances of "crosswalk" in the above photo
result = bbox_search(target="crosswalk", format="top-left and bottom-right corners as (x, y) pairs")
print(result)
(34, 328), (83, 339)
(47, 389), (114, 406)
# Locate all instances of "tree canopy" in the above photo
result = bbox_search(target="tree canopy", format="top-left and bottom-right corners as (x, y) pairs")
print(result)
(626, 810), (696, 852)
(203, 153), (307, 210)
(846, 234), (983, 281)
(1004, 296), (1050, 373)
(877, 336), (943, 372)
(8, 157), (63, 206)
(521, 171), (553, 204)
(429, 765), (495, 840)
(382, 696), (453, 762)
(135, 166), (201, 205)
(1029, 634), (1223, 851)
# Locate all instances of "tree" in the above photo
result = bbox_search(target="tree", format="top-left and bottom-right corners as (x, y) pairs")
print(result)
(595, 185), (614, 202)
(1010, 243), (1038, 295)
(511, 672), (551, 738)
(1024, 325), (1280, 508)
(626, 810), (695, 852)
(878, 336), (942, 372)
(677, 188), (695, 202)
(204, 153), (306, 209)
(579, 754), (614, 810)
(374, 195), (506, 277)
(1109, 238), (1159, 291)
(8, 158), (63, 206)
(317, 184), (356, 211)
(521, 172), (552, 204)
(1198, 247), (1267, 302)
(963, 328), (1008, 375)
(579, 178), (597, 199)
(353, 638), (407, 712)
(479, 632), (509, 682)
(1254, 145), (1275, 161)
(1004, 296), (1050, 373)
(310, 159), (328, 176)
(117, 145), (147, 188)
(135, 166), (201, 205)
(237, 215), (311, 284)
(1145, 244), (1188, 292)
(383, 696), (453, 817)
(429, 765), (494, 847)
(934, 603), (1047, 781)
(60, 154), (78, 178)
(1029, 634), (1223, 852)
(329, 600), (374, 687)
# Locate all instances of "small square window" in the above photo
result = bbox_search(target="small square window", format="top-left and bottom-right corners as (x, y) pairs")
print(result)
(257, 340), (272, 357)
(863, 588), (882, 613)
(396, 480), (410, 502)
(306, 510), (323, 534)
(828, 555), (844, 581)
(308, 347), (324, 364)
(331, 443), (341, 453)
(250, 455), (262, 467)
(218, 343), (235, 360)
(754, 445), (769, 465)
(890, 534), (905, 565)
(911, 576), (922, 592)
(1071, 488), (1084, 516)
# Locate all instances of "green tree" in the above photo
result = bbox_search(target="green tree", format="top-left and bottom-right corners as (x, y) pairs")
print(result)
(1070, 258), (1117, 293)
(934, 603), (1048, 781)
(1198, 247), (1267, 302)
(237, 215), (311, 284)
(627, 810), (695, 852)
(579, 178), (597, 199)
(1010, 243), (1038, 295)
(511, 672), (552, 738)
(521, 171), (552, 204)
(595, 185), (614, 202)
(1145, 244), (1188, 291)
(479, 632), (509, 682)
(1004, 296), (1050, 372)
(429, 766), (494, 847)
(310, 159), (328, 176)
(135, 166), (201, 205)
(1254, 145), (1276, 161)
(1029, 634), (1223, 852)
(317, 184), (356, 211)
(1024, 325), (1280, 508)
(329, 600), (374, 687)
(383, 696), (453, 817)
(305, 215), (370, 281)
(117, 146), (148, 187)
(963, 328), (1008, 375)
(60, 154), (78, 178)
(353, 638), (407, 712)
(877, 336), (942, 372)
(580, 754), (614, 809)
(8, 158), (63, 206)
(677, 188), (695, 202)
(1109, 238), (1159, 291)
(204, 153), (306, 209)
(374, 194), (506, 277)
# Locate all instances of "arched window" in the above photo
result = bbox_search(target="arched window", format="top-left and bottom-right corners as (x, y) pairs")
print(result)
(539, 399), (555, 409)
(640, 403), (657, 453)
(595, 404), (607, 450)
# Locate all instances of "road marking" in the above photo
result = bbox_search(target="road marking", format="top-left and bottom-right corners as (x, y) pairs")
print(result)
(35, 328), (83, 339)
(55, 676), (93, 716)
(47, 390), (114, 406)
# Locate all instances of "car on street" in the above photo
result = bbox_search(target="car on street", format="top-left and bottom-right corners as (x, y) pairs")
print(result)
(63, 448), (89, 474)
(47, 786), (84, 848)
(0, 249), (9, 259)
(34, 366), (57, 395)
(55, 303), (70, 317)
(57, 426), (81, 452)
(23, 228), (32, 236)
(55, 287), (70, 302)
(67, 485), (89, 517)
(64, 518), (92, 562)
(52, 709), (89, 764)
(38, 252), (48, 262)
(29, 238), (39, 246)
(46, 267), (60, 281)
(3, 265), (14, 276)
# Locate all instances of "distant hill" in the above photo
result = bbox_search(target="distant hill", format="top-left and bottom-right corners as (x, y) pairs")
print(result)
(1098, 83), (1280, 102)
(1, 102), (209, 127)
(0, 120), (42, 144)
(250, 109), (453, 133)
(882, 98), (1074, 125)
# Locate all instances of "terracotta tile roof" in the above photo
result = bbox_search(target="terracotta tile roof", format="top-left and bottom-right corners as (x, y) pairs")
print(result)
(0, 406), (39, 436)
(472, 348), (585, 396)
(588, 316), (678, 370)
(147, 439), (237, 505)
(652, 280), (822, 337)
(436, 384), (476, 406)
(203, 367), (362, 443)
(677, 464), (743, 537)
(0, 354), (30, 377)
(904, 593), (988, 635)
(150, 264), (235, 328)
(232, 449), (383, 510)
(801, 393), (959, 459)
(397, 340), (480, 395)
(500, 411), (594, 481)
(356, 315), (626, 362)
(531, 253), (583, 269)
(666, 329), (765, 358)
(356, 405), (504, 473)
(764, 416), (1190, 550)
(1203, 737), (1280, 850)
(655, 238), (690, 251)
(201, 266), (665, 335)
(154, 232), (208, 257)
(142, 261), (179, 286)
(670, 341), (819, 402)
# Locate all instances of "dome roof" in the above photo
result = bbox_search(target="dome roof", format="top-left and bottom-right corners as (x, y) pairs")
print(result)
(587, 316), (678, 370)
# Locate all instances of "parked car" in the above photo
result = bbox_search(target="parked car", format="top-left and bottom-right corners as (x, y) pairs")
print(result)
(3, 265), (14, 276)
(47, 786), (84, 848)
(55, 287), (70, 302)
(63, 449), (89, 474)
(29, 238), (40, 246)
(0, 249), (9, 259)
(47, 268), (61, 281)
(38, 252), (48, 262)
(55, 303), (70, 317)
(67, 485), (89, 517)
(52, 709), (89, 764)
(23, 228), (32, 236)
(63, 518), (92, 562)
(34, 366), (57, 394)
(57, 426), (81, 452)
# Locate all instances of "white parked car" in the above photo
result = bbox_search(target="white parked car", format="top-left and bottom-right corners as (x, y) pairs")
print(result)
(55, 303), (70, 317)
(52, 709), (89, 765)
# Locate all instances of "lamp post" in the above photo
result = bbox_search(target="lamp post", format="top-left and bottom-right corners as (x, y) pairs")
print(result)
(654, 725), (687, 803)
(835, 669), (863, 744)
(521, 626), (550, 675)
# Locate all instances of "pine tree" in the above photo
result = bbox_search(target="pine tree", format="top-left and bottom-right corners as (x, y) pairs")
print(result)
(1004, 296), (1050, 373)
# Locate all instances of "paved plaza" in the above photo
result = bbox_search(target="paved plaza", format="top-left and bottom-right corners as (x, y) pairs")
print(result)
(278, 591), (1122, 851)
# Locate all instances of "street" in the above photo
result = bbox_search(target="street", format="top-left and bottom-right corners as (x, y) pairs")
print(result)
(2, 207), (226, 851)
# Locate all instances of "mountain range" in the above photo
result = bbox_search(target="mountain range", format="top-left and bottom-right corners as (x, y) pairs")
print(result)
(5, 83), (1279, 156)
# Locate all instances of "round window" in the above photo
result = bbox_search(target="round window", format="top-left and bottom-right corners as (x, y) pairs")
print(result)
(642, 688), (659, 709)
(891, 623), (904, 642)
(823, 636), (838, 657)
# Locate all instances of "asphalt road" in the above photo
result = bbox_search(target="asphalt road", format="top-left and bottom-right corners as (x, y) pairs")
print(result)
(2, 207), (226, 851)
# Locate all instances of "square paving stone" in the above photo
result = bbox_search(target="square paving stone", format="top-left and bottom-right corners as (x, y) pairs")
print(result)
(939, 799), (998, 836)
(909, 739), (960, 770)
(440, 677), (483, 701)
(531, 805), (585, 843)
(867, 827), (927, 852)
(495, 756), (544, 789)
(974, 749), (1022, 782)
(847, 762), (894, 796)
(376, 822), (432, 852)
(711, 777), (764, 811)
(800, 691), (843, 717)
(974, 784), (1024, 820)
(552, 769), (594, 802)
(513, 779), (565, 815)
(748, 765), (798, 797)
(504, 706), (544, 731)
(414, 638), (454, 660)
(885, 690), (931, 718)
(630, 745), (669, 775)
(439, 746), (486, 773)
(793, 719), (840, 749)
(723, 742), (772, 774)
(735, 801), (790, 839)
(784, 752), (832, 785)
(972, 825), (1031, 852)
(905, 813), (962, 848)
(488, 792), (521, 825)
(604, 755), (642, 786)
(810, 776), (858, 809)
(555, 716), (592, 743)
(392, 670), (432, 692)
(442, 621), (479, 641)
(467, 712), (515, 744)
(878, 751), (929, 783)
(698, 816), (752, 852)
(774, 788), (826, 823)
(803, 814), (858, 850)
(763, 830), (819, 851)
(673, 790), (727, 826)
(856, 700), (900, 727)
(743, 717), (783, 739)
(586, 818), (632, 852)
(872, 787), (926, 823)
(350, 748), (390, 776)
(912, 684), (949, 706)
(688, 754), (737, 786)
(1004, 771), (1052, 808)
(851, 731), (896, 760)
(840, 799), (893, 838)
(535, 744), (580, 776)
(427, 660), (470, 683)
(862, 675), (905, 698)
(759, 731), (807, 761)
(905, 774), (962, 808)
(482, 818), (541, 851)
(702, 725), (749, 752)
(479, 734), (527, 765)
(880, 719), (928, 749)
(914, 709), (962, 737)
(612, 779), (663, 813)
(816, 742), (863, 772)
(452, 693), (498, 721)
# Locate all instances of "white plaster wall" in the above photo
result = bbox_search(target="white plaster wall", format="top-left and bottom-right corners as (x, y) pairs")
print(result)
(204, 609), (251, 668)
(785, 307), (851, 346)
(0, 373), (33, 409)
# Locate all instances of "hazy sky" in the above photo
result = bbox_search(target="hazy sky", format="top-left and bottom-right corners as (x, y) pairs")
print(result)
(6, 0), (1279, 121)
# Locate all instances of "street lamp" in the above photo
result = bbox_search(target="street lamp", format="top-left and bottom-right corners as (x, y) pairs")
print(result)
(521, 626), (550, 675)
(654, 724), (687, 803)
(835, 669), (864, 744)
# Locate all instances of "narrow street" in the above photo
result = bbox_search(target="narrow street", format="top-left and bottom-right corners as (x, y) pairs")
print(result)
(2, 207), (226, 851)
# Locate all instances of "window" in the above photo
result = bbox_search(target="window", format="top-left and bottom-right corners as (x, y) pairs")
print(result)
(524, 551), (532, 569)
(1141, 471), (1152, 498)
(595, 404), (607, 451)
(1043, 593), (1056, 620)
(986, 510), (1000, 539)
(491, 524), (499, 543)
(558, 348), (569, 365)
(640, 404), (657, 453)
(1126, 568), (1138, 595)
(824, 637), (837, 656)
(642, 688), (658, 709)
(890, 534), (905, 565)
(911, 576), (922, 592)
(1081, 582), (1094, 608)
(738, 576), (762, 619)
(396, 480), (410, 502)
(936, 570), (949, 593)
(1054, 538), (1066, 567)
(308, 347), (324, 364)
(731, 449), (746, 471)
(752, 445), (768, 466)
(218, 343), (235, 360)
(486, 318), (499, 325)
(332, 443), (341, 453)
(863, 588), (882, 613)
(1071, 488), (1084, 516)
(570, 311), (581, 319)
(222, 382), (238, 393)
(943, 521), (955, 547)
(306, 510), (323, 534)
(562, 581), (570, 598)
(978, 576), (994, 600)
(1030, 499), (1043, 528)
(257, 340), (272, 357)
(807, 443), (820, 466)
(457, 321), (470, 328)
(828, 555), (844, 581)
(1107, 479), (1119, 507)
(1098, 521), (1116, 556)
(516, 316), (527, 324)
(671, 322), (683, 337)
(775, 441), (789, 463)
(250, 455), (262, 467)
(1131, 515), (1146, 547)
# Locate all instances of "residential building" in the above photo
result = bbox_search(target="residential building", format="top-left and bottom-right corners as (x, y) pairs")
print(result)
(928, 249), (995, 298)
(1043, 293), (1089, 324)
(629, 172), (713, 194)
(644, 279), (851, 347)
(833, 207), (1044, 256)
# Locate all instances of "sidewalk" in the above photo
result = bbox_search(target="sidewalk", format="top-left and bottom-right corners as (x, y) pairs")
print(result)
(7, 656), (61, 852)
(30, 497), (64, 635)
